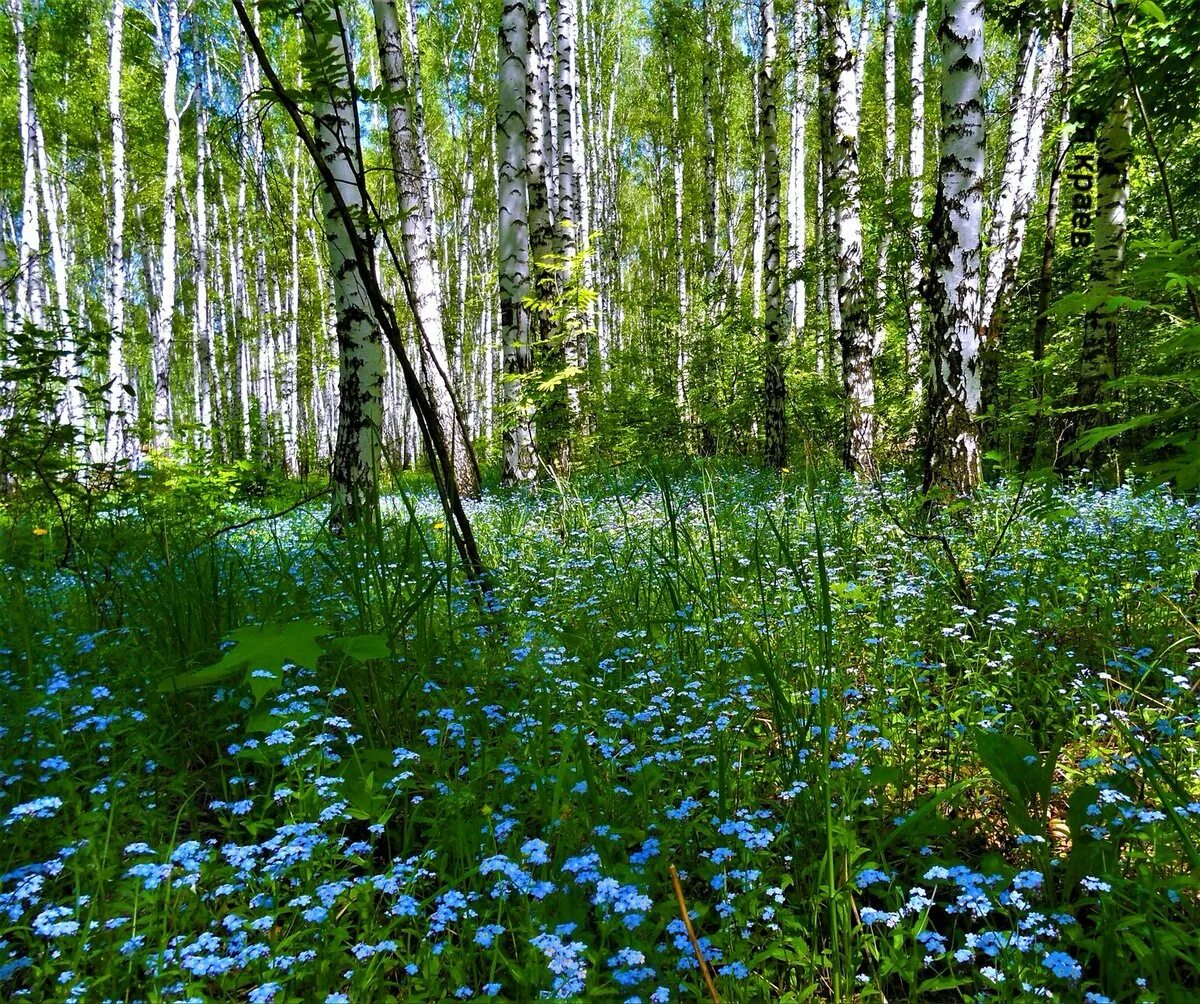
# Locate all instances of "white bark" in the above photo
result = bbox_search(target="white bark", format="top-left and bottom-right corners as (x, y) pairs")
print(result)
(375, 0), (478, 496)
(150, 0), (182, 449)
(554, 0), (582, 427)
(872, 0), (897, 351)
(822, 0), (874, 474)
(762, 0), (786, 469)
(306, 0), (385, 522)
(787, 0), (808, 338)
(923, 0), (985, 493)
(905, 0), (928, 380)
(980, 25), (1059, 334)
(499, 0), (536, 483)
(11, 0), (44, 330)
(194, 44), (216, 453)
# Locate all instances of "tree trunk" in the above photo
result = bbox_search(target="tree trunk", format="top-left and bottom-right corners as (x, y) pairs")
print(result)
(905, 0), (928, 383)
(979, 22), (1060, 418)
(1026, 2), (1073, 462)
(922, 0), (985, 495)
(375, 0), (480, 497)
(525, 0), (567, 468)
(305, 0), (385, 525)
(762, 0), (787, 469)
(788, 0), (808, 341)
(194, 41), (217, 456)
(554, 0), (582, 448)
(151, 0), (182, 449)
(498, 0), (537, 484)
(821, 0), (875, 475)
(1072, 96), (1131, 440)
(11, 0), (44, 331)
(872, 0), (897, 351)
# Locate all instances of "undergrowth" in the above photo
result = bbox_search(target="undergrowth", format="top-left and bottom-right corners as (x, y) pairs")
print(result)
(0, 466), (1197, 1002)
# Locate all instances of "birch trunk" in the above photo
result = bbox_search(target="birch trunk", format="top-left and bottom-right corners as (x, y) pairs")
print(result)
(788, 0), (808, 340)
(872, 0), (897, 350)
(525, 0), (566, 466)
(306, 0), (385, 524)
(822, 0), (875, 475)
(665, 39), (688, 417)
(375, 0), (480, 496)
(11, 0), (44, 330)
(554, 0), (582, 441)
(761, 0), (787, 469)
(905, 0), (928, 381)
(194, 43), (217, 453)
(499, 0), (537, 483)
(1029, 4), (1073, 428)
(979, 22), (1059, 415)
(151, 0), (182, 449)
(282, 141), (300, 474)
(922, 0), (985, 494)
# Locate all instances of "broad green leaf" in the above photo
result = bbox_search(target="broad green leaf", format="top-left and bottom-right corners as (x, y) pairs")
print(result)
(161, 620), (326, 699)
(323, 633), (391, 663)
(1138, 0), (1166, 24)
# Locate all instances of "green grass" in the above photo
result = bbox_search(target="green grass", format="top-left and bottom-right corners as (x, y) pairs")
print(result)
(0, 465), (1197, 1002)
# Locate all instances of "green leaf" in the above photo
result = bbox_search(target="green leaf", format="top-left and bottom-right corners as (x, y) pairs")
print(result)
(323, 633), (392, 663)
(161, 620), (327, 700)
(972, 729), (1058, 831)
(1138, 0), (1166, 24)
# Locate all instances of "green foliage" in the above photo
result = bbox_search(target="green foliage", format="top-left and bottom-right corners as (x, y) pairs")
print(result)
(2, 469), (1200, 1000)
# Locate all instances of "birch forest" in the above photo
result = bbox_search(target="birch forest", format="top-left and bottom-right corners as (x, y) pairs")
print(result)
(2, 0), (1200, 1001)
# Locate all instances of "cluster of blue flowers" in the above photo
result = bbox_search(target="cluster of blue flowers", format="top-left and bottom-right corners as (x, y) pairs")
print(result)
(0, 475), (1197, 1000)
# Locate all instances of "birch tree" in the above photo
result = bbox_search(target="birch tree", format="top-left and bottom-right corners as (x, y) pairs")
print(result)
(979, 21), (1060, 412)
(821, 0), (875, 475)
(305, 0), (385, 524)
(149, 0), (182, 449)
(923, 0), (985, 494)
(11, 0), (44, 331)
(761, 0), (786, 469)
(375, 0), (480, 497)
(498, 0), (537, 483)
(787, 0), (807, 340)
(905, 0), (928, 380)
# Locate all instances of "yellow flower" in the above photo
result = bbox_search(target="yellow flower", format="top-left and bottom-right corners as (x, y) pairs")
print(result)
(433, 521), (445, 531)
(32, 527), (48, 537)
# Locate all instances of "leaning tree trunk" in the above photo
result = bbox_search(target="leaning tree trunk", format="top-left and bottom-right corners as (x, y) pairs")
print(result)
(498, 0), (537, 484)
(1027, 1), (1073, 453)
(1072, 95), (1131, 445)
(305, 0), (385, 526)
(821, 0), (875, 475)
(978, 23), (1059, 421)
(375, 0), (480, 498)
(922, 0), (985, 495)
(761, 0), (787, 469)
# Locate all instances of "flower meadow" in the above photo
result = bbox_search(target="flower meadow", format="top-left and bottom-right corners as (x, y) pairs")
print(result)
(1, 468), (1198, 1002)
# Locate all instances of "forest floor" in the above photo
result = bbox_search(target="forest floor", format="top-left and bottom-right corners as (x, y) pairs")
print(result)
(1, 467), (1198, 1002)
